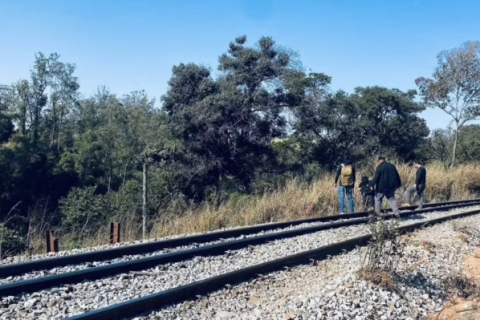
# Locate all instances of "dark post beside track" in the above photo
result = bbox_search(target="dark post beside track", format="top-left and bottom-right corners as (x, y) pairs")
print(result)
(45, 231), (58, 253)
(110, 222), (121, 244)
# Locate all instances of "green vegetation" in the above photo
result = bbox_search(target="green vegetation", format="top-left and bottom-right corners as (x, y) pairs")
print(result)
(0, 37), (479, 256)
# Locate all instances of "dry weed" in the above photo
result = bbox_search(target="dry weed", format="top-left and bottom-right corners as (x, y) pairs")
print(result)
(357, 266), (395, 290)
(444, 272), (480, 299)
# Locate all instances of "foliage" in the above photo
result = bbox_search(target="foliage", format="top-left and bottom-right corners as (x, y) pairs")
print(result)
(0, 37), (478, 257)
(60, 186), (110, 235)
(416, 41), (480, 167)
(292, 84), (429, 168)
(0, 223), (28, 258)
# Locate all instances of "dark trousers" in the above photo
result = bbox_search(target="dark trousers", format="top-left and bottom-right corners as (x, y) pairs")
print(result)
(375, 189), (400, 215)
(405, 186), (425, 209)
(362, 194), (374, 210)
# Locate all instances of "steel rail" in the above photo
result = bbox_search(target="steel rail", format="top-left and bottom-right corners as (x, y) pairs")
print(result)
(0, 201), (478, 297)
(0, 198), (477, 278)
(65, 207), (480, 320)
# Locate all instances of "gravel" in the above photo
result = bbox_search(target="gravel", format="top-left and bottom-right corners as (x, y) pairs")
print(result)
(0, 204), (472, 284)
(0, 205), (479, 319)
(142, 213), (480, 320)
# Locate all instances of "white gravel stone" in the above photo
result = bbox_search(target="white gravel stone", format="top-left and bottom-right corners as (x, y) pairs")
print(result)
(1, 204), (475, 285)
(143, 211), (480, 320)
(0, 205), (479, 319)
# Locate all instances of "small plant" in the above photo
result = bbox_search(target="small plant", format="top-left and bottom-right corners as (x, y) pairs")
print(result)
(359, 214), (404, 273)
(357, 215), (416, 316)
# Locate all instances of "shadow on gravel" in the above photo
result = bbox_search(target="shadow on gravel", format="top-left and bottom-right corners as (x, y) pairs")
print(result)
(393, 270), (448, 301)
(401, 214), (428, 221)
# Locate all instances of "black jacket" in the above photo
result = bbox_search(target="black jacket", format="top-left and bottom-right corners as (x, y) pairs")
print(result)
(415, 166), (426, 191)
(359, 180), (374, 196)
(334, 163), (356, 186)
(369, 162), (402, 193)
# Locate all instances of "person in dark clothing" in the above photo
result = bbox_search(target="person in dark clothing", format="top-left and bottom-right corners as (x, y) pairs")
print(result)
(334, 157), (356, 214)
(403, 160), (427, 209)
(359, 175), (375, 211)
(369, 156), (402, 215)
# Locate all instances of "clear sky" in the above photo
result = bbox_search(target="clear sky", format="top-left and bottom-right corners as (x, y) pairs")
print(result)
(0, 0), (478, 130)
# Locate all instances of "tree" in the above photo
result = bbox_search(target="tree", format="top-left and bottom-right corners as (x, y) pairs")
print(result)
(350, 87), (429, 160)
(162, 36), (299, 206)
(0, 85), (14, 143)
(426, 128), (453, 165)
(44, 54), (80, 150)
(292, 77), (429, 166)
(416, 41), (480, 167)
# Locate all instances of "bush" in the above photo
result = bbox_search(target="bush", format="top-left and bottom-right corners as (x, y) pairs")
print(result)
(60, 186), (110, 236)
(0, 223), (28, 258)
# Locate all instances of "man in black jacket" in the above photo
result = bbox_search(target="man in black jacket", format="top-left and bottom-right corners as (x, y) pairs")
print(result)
(403, 160), (426, 209)
(369, 156), (402, 215)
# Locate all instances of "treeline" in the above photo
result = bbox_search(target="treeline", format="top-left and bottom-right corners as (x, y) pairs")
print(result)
(0, 36), (479, 255)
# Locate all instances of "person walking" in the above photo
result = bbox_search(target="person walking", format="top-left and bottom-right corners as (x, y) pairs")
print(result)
(403, 160), (426, 209)
(369, 156), (402, 215)
(334, 157), (356, 214)
(359, 175), (375, 211)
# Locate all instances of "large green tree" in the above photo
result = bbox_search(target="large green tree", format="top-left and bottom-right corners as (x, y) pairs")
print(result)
(292, 76), (429, 166)
(162, 36), (299, 205)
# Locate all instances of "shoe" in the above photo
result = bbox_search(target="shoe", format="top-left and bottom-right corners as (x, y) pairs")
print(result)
(400, 203), (410, 207)
(339, 212), (345, 215)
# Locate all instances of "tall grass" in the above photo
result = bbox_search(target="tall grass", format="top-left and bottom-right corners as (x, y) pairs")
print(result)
(148, 162), (480, 238)
(26, 162), (480, 254)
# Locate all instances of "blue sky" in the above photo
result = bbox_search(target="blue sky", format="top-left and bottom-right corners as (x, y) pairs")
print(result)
(0, 0), (478, 130)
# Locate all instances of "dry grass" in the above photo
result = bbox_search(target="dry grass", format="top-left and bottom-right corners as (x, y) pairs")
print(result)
(24, 162), (480, 253)
(148, 162), (480, 239)
(357, 266), (396, 290)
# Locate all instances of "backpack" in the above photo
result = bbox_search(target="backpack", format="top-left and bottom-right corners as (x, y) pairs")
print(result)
(340, 164), (354, 186)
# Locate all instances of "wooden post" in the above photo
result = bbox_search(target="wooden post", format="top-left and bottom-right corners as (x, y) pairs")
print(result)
(46, 231), (58, 253)
(110, 222), (121, 244)
(142, 161), (148, 240)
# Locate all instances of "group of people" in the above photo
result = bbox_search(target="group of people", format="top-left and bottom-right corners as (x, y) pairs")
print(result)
(333, 156), (427, 215)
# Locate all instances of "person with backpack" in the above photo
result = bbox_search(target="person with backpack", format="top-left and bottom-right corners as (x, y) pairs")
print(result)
(334, 157), (356, 214)
(359, 175), (375, 211)
(369, 156), (402, 215)
(403, 160), (427, 209)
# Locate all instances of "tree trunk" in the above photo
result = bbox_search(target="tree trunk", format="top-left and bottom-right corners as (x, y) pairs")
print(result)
(50, 103), (56, 149)
(20, 102), (26, 136)
(215, 174), (222, 209)
(57, 107), (63, 151)
(450, 121), (459, 168)
(142, 161), (148, 240)
(33, 107), (39, 149)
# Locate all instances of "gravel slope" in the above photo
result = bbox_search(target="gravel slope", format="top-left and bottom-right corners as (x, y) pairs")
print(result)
(142, 213), (480, 320)
(0, 206), (479, 319)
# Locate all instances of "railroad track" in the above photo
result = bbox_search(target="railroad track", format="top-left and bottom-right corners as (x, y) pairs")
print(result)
(0, 199), (479, 319)
(0, 199), (476, 278)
